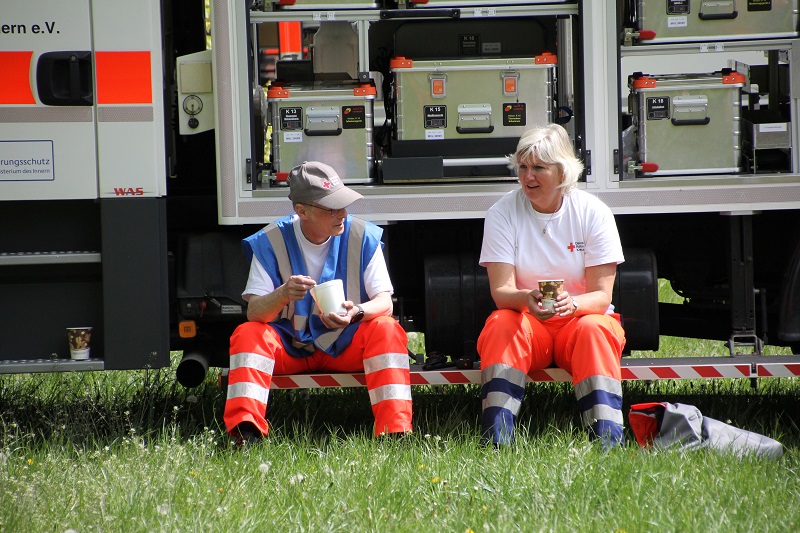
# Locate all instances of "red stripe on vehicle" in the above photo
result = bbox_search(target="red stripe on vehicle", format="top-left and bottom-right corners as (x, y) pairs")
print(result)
(95, 51), (152, 104)
(0, 51), (35, 104)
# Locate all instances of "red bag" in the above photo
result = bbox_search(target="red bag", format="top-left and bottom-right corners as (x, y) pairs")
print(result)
(629, 402), (782, 458)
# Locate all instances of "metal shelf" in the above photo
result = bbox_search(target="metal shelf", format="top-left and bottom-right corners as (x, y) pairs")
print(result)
(0, 358), (104, 374)
(621, 38), (797, 57)
(251, 3), (578, 23)
(0, 251), (101, 266)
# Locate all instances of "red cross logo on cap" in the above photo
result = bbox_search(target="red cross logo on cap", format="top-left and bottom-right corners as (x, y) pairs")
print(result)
(323, 181), (331, 189)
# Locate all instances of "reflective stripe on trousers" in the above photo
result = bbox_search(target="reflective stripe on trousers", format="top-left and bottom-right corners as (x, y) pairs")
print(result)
(223, 315), (413, 437)
(477, 309), (626, 445)
(481, 363), (528, 445)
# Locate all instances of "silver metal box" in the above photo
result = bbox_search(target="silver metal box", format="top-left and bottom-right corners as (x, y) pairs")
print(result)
(268, 81), (376, 183)
(391, 55), (555, 142)
(742, 115), (793, 172)
(631, 0), (799, 44)
(629, 70), (746, 176)
(271, 0), (381, 9)
(403, 0), (571, 6)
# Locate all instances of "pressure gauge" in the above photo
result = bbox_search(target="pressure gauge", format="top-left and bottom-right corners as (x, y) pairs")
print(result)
(182, 95), (203, 116)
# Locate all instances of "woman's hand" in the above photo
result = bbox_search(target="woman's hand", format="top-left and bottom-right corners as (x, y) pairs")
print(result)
(554, 291), (578, 317)
(528, 289), (578, 320)
(527, 289), (554, 320)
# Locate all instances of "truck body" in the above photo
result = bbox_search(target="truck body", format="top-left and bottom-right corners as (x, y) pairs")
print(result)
(2, 0), (800, 387)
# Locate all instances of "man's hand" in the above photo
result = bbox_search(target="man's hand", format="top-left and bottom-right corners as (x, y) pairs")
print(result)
(283, 275), (316, 301)
(319, 300), (359, 329)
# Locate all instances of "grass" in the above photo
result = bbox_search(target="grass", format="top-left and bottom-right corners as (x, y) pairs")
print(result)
(1, 280), (799, 531)
(2, 362), (800, 532)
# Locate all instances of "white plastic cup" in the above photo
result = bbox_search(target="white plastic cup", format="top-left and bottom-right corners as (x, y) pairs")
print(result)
(66, 327), (93, 360)
(310, 279), (347, 315)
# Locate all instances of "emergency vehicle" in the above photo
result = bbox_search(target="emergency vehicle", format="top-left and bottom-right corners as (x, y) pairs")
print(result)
(1, 0), (799, 390)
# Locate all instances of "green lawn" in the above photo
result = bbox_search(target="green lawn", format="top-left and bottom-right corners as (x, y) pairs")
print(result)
(1, 281), (798, 531)
(2, 355), (800, 531)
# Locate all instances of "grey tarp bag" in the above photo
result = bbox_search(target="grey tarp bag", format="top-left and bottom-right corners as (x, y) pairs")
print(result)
(629, 402), (783, 459)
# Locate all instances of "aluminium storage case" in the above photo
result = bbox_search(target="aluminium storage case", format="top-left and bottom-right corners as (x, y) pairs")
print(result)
(391, 54), (556, 143)
(267, 81), (376, 183)
(629, 71), (746, 176)
(402, 0), (571, 6)
(270, 0), (381, 9)
(631, 0), (799, 43)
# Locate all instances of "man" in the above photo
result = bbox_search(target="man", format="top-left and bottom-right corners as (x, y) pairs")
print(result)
(223, 161), (413, 444)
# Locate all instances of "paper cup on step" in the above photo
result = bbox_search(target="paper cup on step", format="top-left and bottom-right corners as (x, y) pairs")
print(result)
(310, 279), (347, 315)
(538, 280), (564, 313)
(67, 327), (93, 360)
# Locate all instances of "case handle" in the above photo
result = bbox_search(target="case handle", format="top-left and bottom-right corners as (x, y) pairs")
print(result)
(304, 127), (342, 136)
(699, 0), (738, 20)
(699, 11), (738, 20)
(671, 95), (709, 126)
(455, 126), (495, 134)
(380, 9), (460, 20)
(304, 106), (342, 136)
(671, 117), (711, 126)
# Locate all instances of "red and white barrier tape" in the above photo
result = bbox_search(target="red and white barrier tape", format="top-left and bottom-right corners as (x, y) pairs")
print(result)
(258, 360), (799, 389)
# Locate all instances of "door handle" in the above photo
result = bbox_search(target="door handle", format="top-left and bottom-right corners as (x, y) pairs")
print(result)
(37, 51), (93, 106)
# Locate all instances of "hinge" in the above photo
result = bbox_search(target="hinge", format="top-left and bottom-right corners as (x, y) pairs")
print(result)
(246, 158), (264, 185)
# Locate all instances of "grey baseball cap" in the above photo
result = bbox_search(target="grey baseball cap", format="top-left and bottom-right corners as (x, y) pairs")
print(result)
(287, 161), (363, 209)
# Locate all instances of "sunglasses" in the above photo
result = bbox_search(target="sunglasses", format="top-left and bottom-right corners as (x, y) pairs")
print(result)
(304, 204), (347, 217)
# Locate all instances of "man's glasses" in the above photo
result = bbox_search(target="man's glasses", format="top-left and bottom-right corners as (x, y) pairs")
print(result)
(304, 204), (347, 217)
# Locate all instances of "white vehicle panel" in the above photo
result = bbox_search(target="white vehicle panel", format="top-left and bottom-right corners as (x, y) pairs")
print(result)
(0, 0), (97, 200)
(92, 0), (166, 198)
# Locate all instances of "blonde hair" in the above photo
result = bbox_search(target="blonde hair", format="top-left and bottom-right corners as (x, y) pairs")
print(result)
(507, 124), (583, 193)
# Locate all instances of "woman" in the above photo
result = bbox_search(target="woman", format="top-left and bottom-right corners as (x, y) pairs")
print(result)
(478, 124), (626, 447)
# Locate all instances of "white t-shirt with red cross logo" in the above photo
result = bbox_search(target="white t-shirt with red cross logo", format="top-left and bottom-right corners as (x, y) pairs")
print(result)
(479, 188), (624, 303)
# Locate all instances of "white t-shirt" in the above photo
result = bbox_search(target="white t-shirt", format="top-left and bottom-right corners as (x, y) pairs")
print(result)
(243, 215), (393, 301)
(480, 188), (624, 298)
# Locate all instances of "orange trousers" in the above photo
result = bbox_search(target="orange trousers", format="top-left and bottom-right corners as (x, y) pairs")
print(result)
(224, 316), (413, 437)
(478, 309), (626, 446)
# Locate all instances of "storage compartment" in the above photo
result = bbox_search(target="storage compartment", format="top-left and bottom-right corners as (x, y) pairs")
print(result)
(402, 0), (572, 7)
(386, 54), (556, 181)
(0, 201), (104, 364)
(391, 55), (555, 143)
(742, 111), (793, 173)
(626, 0), (799, 44)
(266, 81), (377, 184)
(627, 70), (745, 177)
(269, 0), (382, 9)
